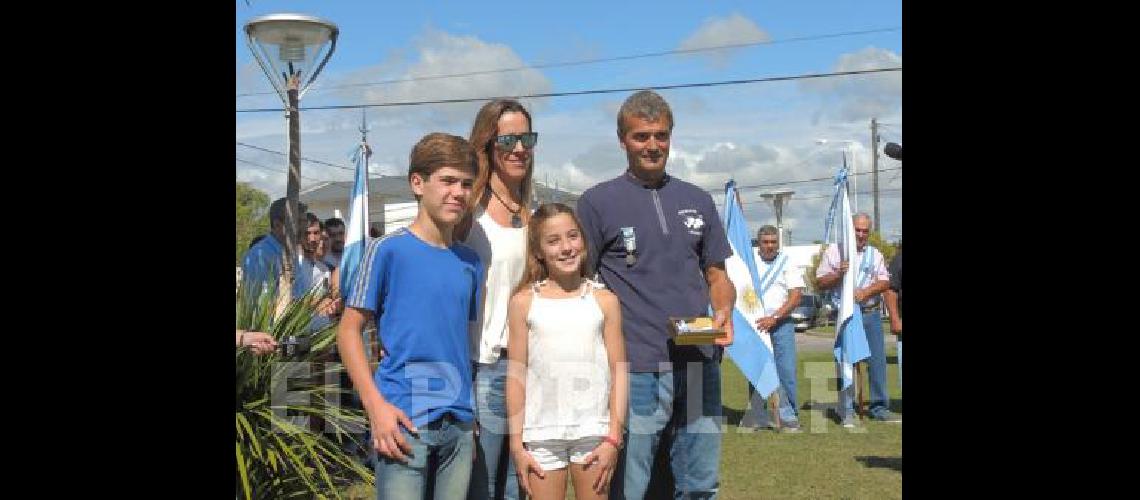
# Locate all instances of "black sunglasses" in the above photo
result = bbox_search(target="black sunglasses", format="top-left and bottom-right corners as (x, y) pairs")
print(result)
(493, 132), (538, 151)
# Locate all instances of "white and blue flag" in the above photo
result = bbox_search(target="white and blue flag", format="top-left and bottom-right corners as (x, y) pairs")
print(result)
(720, 180), (780, 398)
(822, 168), (872, 391)
(339, 143), (370, 302)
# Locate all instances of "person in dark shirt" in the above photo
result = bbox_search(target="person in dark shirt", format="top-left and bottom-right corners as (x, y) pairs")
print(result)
(576, 90), (735, 500)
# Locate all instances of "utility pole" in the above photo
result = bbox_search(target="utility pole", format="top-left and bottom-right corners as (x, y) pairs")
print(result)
(871, 117), (880, 232)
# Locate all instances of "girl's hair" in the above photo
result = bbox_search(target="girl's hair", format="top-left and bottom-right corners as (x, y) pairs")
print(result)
(468, 99), (535, 220)
(512, 202), (591, 296)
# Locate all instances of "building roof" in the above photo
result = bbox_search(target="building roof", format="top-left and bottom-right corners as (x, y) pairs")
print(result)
(299, 176), (416, 205)
(299, 176), (579, 207)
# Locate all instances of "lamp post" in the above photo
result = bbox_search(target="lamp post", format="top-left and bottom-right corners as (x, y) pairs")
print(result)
(759, 189), (795, 248)
(243, 13), (338, 298)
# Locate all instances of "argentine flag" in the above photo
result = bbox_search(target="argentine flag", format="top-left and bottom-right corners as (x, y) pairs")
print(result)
(339, 144), (370, 301)
(721, 180), (780, 398)
(825, 170), (872, 391)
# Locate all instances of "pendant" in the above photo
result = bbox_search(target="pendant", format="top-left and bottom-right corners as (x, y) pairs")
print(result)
(626, 253), (637, 266)
(511, 213), (523, 228)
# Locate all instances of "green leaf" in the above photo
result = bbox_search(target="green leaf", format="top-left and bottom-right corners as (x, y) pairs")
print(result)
(236, 442), (252, 500)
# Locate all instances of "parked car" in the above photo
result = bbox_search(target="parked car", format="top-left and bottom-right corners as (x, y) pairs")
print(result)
(790, 293), (820, 332)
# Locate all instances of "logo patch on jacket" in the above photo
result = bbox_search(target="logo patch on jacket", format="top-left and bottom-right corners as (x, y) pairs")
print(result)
(678, 209), (704, 235)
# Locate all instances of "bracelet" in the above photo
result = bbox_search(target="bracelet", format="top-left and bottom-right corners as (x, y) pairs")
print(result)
(239, 330), (248, 347)
(601, 435), (622, 449)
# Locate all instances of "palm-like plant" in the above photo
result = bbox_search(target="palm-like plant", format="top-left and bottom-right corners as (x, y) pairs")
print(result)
(236, 279), (373, 499)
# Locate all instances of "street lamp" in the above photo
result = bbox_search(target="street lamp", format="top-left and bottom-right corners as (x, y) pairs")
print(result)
(815, 138), (862, 212)
(759, 189), (794, 248)
(243, 13), (338, 296)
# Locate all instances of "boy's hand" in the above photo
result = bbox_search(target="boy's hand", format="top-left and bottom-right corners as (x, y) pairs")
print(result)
(368, 401), (418, 462)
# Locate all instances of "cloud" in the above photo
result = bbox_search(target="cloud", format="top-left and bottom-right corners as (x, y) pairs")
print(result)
(236, 29), (902, 242)
(677, 13), (770, 68)
(238, 28), (557, 198)
(328, 28), (553, 127)
(567, 141), (629, 183)
(799, 47), (902, 123)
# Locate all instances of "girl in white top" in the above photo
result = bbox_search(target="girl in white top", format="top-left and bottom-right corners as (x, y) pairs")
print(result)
(505, 203), (628, 500)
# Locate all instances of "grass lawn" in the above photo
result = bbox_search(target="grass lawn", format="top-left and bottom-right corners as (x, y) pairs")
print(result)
(343, 347), (902, 499)
(717, 347), (901, 499)
(806, 320), (893, 337)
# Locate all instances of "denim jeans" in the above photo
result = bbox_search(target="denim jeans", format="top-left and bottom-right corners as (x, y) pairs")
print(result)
(746, 319), (798, 425)
(467, 357), (519, 500)
(374, 415), (474, 500)
(838, 308), (890, 418)
(612, 360), (723, 500)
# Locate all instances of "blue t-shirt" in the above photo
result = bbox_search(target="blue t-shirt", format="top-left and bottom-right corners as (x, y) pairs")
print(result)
(345, 228), (482, 427)
(240, 235), (327, 300)
(241, 235), (287, 296)
(577, 173), (733, 372)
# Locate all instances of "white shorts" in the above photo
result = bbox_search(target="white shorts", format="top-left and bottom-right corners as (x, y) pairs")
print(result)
(525, 437), (603, 471)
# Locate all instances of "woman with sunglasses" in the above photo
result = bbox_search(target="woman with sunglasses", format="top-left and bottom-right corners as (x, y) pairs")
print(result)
(457, 99), (538, 500)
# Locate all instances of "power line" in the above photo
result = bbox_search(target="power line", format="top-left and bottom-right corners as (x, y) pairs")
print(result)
(235, 157), (333, 183)
(740, 188), (902, 205)
(239, 140), (902, 197)
(704, 166), (902, 193)
(236, 142), (357, 173)
(236, 26), (902, 98)
(235, 157), (422, 212)
(236, 67), (902, 113)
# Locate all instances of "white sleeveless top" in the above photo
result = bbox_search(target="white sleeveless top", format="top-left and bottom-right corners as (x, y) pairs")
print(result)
(463, 207), (527, 364)
(522, 279), (611, 443)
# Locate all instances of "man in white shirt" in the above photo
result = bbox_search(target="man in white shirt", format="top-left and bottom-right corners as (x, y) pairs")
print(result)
(740, 225), (804, 433)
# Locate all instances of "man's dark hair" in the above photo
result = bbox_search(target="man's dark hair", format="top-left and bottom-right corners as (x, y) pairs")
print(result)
(325, 217), (345, 230)
(268, 197), (309, 225)
(304, 212), (323, 229)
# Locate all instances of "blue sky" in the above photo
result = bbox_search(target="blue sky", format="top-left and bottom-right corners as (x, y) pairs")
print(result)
(236, 0), (903, 242)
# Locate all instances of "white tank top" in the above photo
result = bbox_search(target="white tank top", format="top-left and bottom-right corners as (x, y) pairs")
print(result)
(522, 279), (611, 443)
(463, 207), (527, 364)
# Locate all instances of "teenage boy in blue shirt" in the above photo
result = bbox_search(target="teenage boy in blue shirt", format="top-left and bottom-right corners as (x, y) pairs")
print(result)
(337, 132), (483, 499)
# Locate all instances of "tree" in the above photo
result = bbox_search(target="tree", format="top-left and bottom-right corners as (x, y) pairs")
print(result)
(867, 230), (897, 265)
(802, 243), (828, 295)
(237, 182), (271, 265)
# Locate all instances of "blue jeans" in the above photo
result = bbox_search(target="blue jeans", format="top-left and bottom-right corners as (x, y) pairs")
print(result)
(839, 309), (890, 418)
(746, 319), (798, 425)
(374, 415), (474, 500)
(613, 360), (723, 500)
(467, 357), (519, 500)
